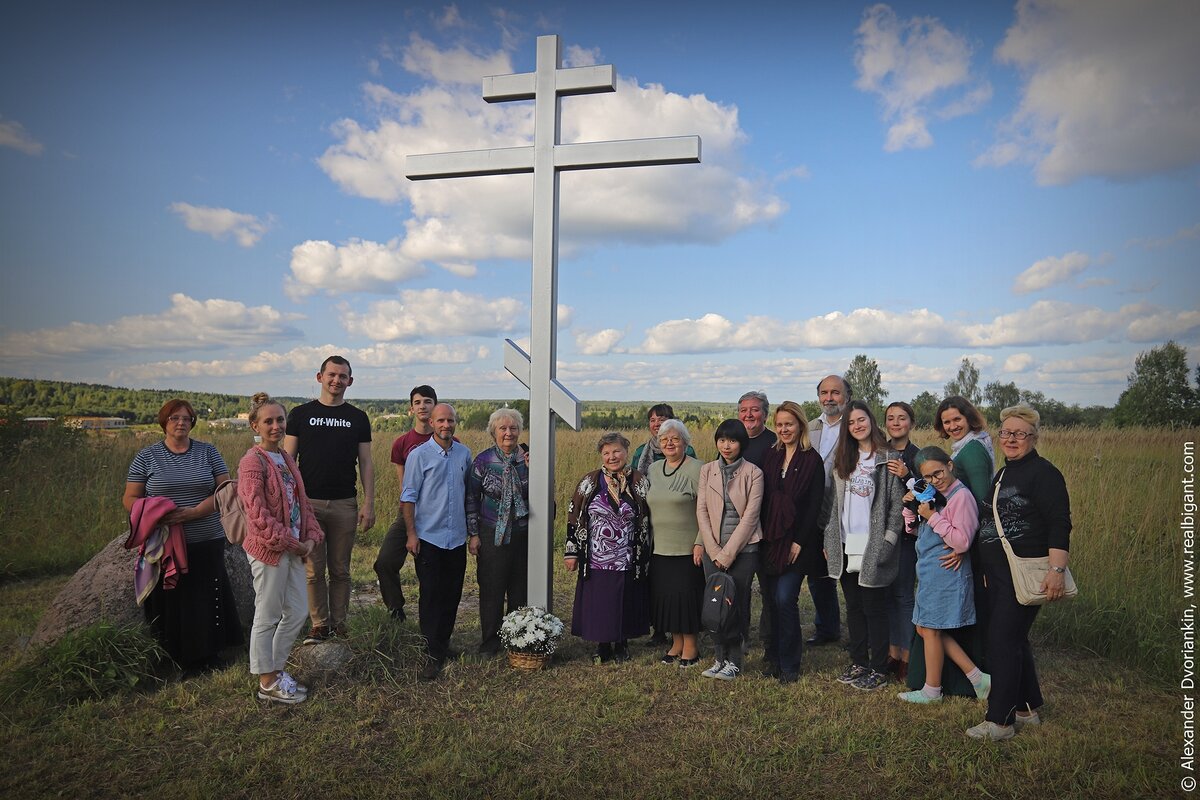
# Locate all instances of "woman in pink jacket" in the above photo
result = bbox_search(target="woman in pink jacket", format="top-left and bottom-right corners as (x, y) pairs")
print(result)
(238, 392), (324, 704)
(695, 419), (764, 681)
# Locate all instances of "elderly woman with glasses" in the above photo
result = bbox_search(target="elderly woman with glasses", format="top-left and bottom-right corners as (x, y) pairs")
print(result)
(966, 404), (1072, 741)
(565, 432), (652, 664)
(122, 399), (242, 671)
(645, 419), (704, 667)
(466, 407), (531, 657)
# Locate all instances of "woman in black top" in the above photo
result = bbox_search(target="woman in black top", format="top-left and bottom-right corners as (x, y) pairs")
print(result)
(966, 404), (1072, 741)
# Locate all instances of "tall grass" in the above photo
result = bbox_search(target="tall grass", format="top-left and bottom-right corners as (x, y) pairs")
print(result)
(0, 420), (1188, 683)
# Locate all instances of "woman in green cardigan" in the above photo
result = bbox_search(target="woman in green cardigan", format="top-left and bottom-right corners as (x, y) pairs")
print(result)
(934, 396), (994, 508)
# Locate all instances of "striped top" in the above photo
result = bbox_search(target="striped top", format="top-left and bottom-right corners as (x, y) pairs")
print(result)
(127, 440), (228, 543)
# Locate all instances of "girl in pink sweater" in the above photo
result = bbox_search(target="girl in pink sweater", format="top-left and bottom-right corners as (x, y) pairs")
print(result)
(239, 392), (324, 704)
(898, 447), (989, 704)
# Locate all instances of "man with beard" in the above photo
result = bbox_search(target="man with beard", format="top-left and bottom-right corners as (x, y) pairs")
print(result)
(805, 374), (851, 646)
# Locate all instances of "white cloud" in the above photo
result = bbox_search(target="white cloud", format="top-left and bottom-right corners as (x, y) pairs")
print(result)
(575, 328), (625, 355)
(1130, 221), (1200, 249)
(310, 36), (785, 292)
(853, 4), (991, 152)
(169, 202), (269, 247)
(978, 0), (1200, 185)
(0, 118), (44, 156)
(563, 45), (601, 68)
(1034, 354), (1133, 387)
(434, 4), (466, 31)
(401, 33), (513, 85)
(286, 238), (427, 299)
(641, 313), (736, 354)
(1012, 251), (1090, 294)
(964, 301), (1200, 346)
(0, 294), (302, 358)
(636, 300), (1200, 354)
(342, 289), (525, 341)
(1003, 353), (1035, 372)
(109, 342), (487, 384)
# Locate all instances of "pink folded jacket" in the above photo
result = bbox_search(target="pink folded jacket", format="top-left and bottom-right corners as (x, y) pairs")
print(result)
(124, 496), (188, 604)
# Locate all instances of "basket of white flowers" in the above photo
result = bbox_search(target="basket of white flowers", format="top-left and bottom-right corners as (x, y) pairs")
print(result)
(499, 606), (564, 671)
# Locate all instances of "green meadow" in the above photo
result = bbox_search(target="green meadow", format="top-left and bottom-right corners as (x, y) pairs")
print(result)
(0, 422), (1188, 797)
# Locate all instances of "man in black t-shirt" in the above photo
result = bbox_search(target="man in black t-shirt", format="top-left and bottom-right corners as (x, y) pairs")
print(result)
(284, 355), (375, 642)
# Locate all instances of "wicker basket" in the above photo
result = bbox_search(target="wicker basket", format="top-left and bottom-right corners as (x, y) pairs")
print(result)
(507, 650), (549, 671)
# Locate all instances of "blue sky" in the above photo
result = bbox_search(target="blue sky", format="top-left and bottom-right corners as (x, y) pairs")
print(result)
(2, 0), (1197, 407)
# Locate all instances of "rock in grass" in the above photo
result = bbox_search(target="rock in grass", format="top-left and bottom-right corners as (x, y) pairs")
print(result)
(30, 533), (255, 649)
(288, 640), (353, 688)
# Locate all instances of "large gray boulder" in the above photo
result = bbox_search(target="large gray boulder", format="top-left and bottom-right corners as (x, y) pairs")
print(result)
(30, 533), (255, 648)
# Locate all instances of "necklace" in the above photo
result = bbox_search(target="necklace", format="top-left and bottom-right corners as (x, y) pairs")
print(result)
(663, 458), (684, 477)
(781, 447), (795, 477)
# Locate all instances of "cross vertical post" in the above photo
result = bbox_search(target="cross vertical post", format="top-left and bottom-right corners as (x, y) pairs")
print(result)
(407, 34), (700, 612)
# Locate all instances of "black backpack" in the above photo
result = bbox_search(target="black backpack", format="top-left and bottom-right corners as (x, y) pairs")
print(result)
(701, 570), (737, 638)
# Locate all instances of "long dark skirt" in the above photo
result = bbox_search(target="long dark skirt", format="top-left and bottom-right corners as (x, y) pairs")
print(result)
(143, 537), (243, 668)
(651, 554), (704, 634)
(571, 568), (649, 643)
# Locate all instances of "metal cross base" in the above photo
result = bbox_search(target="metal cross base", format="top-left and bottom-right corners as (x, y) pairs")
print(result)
(407, 34), (700, 611)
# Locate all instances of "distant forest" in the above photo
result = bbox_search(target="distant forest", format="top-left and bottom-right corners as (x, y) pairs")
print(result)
(0, 377), (731, 431)
(0, 375), (1119, 432)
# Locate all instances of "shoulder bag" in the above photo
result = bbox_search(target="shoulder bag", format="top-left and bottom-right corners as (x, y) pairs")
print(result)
(992, 470), (1077, 606)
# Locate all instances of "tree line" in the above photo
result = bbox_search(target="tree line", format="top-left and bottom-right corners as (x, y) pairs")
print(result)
(1, 341), (1196, 431)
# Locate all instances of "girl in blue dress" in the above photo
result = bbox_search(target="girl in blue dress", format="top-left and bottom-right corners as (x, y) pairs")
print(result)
(898, 447), (990, 704)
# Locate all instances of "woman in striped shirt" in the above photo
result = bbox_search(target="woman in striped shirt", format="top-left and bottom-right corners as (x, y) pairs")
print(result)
(123, 399), (242, 671)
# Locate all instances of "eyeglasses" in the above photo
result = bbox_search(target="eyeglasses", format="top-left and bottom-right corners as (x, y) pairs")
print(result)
(921, 468), (947, 482)
(998, 429), (1033, 440)
(167, 415), (193, 424)
(659, 436), (683, 445)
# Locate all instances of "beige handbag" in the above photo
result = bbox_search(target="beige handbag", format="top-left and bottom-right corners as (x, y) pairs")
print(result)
(992, 471), (1077, 606)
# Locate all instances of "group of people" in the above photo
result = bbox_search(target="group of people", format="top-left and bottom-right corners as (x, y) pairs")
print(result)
(123, 355), (1072, 740)
(123, 355), (535, 698)
(124, 356), (375, 703)
(563, 379), (1072, 743)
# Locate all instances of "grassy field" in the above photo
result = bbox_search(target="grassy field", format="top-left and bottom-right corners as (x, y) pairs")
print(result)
(0, 422), (1189, 797)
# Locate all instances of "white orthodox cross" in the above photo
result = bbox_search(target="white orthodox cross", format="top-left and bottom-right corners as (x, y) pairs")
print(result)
(407, 34), (701, 611)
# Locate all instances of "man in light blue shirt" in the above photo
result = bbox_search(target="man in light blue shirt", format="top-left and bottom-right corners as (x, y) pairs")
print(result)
(401, 403), (472, 680)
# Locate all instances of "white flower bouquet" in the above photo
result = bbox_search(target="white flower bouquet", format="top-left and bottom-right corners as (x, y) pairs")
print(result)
(499, 606), (564, 656)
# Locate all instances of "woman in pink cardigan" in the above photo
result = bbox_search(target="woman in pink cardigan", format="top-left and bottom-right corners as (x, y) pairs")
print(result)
(694, 418), (764, 681)
(238, 392), (324, 704)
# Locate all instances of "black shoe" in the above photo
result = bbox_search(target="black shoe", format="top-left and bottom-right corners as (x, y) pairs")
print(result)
(806, 633), (838, 646)
(761, 660), (781, 678)
(613, 641), (631, 663)
(660, 653), (678, 664)
(779, 671), (800, 684)
(418, 658), (443, 681)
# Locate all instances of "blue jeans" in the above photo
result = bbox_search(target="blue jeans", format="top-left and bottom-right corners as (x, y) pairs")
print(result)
(773, 569), (807, 675)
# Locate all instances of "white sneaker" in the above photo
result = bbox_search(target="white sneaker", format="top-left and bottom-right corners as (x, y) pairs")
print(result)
(701, 659), (726, 678)
(257, 678), (305, 705)
(714, 662), (741, 681)
(1013, 709), (1041, 731)
(279, 671), (308, 697)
